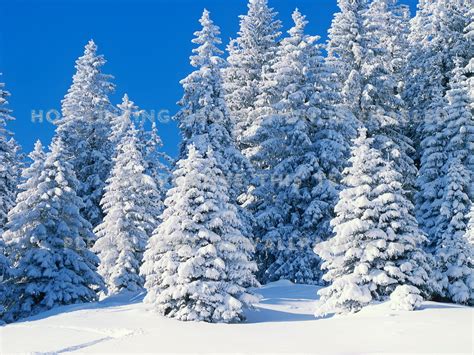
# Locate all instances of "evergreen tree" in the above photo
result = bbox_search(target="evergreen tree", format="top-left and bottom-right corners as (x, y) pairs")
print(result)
(175, 9), (254, 249)
(0, 141), (45, 322)
(315, 129), (432, 316)
(326, 0), (367, 112)
(56, 40), (115, 229)
(110, 94), (140, 149)
(327, 0), (415, 192)
(2, 138), (103, 321)
(0, 79), (21, 231)
(427, 62), (474, 304)
(222, 0), (281, 150)
(247, 10), (337, 284)
(141, 145), (258, 323)
(405, 0), (470, 144)
(359, 0), (417, 192)
(433, 158), (473, 305)
(112, 94), (170, 205)
(93, 124), (160, 295)
(140, 121), (171, 202)
(176, 9), (252, 201)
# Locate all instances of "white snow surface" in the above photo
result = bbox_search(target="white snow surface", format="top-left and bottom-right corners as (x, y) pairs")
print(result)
(1, 280), (472, 354)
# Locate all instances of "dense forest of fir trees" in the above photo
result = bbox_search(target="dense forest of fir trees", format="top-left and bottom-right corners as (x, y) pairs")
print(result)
(0, 0), (472, 323)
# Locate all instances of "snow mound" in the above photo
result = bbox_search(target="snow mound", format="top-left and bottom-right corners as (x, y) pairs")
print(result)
(390, 284), (423, 311)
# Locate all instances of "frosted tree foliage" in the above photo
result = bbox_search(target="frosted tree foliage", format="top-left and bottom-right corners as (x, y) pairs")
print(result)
(315, 129), (432, 316)
(414, 2), (472, 248)
(223, 0), (281, 150)
(176, 9), (253, 203)
(432, 158), (473, 305)
(2, 138), (103, 322)
(466, 206), (474, 245)
(358, 0), (417, 193)
(56, 40), (115, 228)
(405, 0), (470, 139)
(110, 94), (140, 149)
(139, 121), (171, 202)
(0, 141), (45, 322)
(0, 79), (21, 231)
(113, 94), (170, 204)
(390, 285), (423, 311)
(247, 10), (338, 284)
(141, 146), (258, 323)
(93, 124), (160, 295)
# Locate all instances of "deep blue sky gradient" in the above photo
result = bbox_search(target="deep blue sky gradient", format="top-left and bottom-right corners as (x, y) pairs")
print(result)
(1, 0), (418, 157)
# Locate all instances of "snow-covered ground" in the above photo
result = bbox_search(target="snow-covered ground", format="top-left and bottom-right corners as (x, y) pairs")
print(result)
(1, 280), (472, 354)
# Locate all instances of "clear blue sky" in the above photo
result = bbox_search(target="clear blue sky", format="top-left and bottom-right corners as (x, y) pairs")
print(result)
(1, 0), (417, 157)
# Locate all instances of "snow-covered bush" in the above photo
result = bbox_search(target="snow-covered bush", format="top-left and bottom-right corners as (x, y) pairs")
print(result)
(390, 285), (423, 311)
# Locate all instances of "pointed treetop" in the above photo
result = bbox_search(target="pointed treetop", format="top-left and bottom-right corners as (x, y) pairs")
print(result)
(289, 8), (308, 39)
(117, 93), (138, 113)
(30, 140), (45, 160)
(85, 39), (97, 53)
(190, 9), (223, 68)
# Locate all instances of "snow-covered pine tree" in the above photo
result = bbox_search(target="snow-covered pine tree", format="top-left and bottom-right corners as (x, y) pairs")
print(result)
(2, 138), (103, 321)
(110, 94), (140, 149)
(141, 145), (258, 323)
(414, 1), (472, 246)
(111, 94), (170, 205)
(222, 0), (281, 151)
(56, 40), (115, 229)
(427, 62), (474, 305)
(315, 129), (432, 316)
(175, 9), (254, 247)
(405, 0), (470, 147)
(0, 140), (45, 322)
(433, 158), (473, 305)
(93, 124), (161, 295)
(327, 0), (416, 193)
(0, 79), (21, 232)
(326, 0), (367, 113)
(139, 121), (171, 202)
(247, 9), (336, 284)
(359, 0), (417, 193)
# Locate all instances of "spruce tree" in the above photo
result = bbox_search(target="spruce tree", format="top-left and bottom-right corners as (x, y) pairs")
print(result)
(326, 0), (367, 112)
(2, 138), (103, 321)
(405, 0), (470, 143)
(112, 94), (170, 205)
(315, 129), (432, 316)
(0, 141), (45, 322)
(247, 10), (336, 284)
(141, 145), (258, 323)
(0, 79), (21, 231)
(359, 0), (417, 193)
(56, 40), (115, 229)
(93, 124), (161, 294)
(110, 94), (140, 149)
(175, 9), (254, 246)
(176, 9), (252, 200)
(433, 159), (473, 305)
(222, 0), (281, 150)
(428, 62), (474, 304)
(140, 121), (171, 202)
